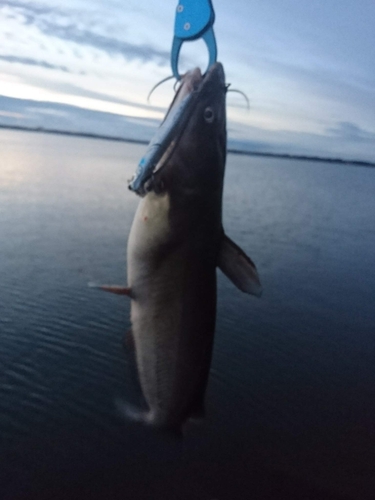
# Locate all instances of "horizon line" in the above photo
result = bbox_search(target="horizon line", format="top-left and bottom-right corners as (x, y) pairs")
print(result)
(1, 124), (374, 168)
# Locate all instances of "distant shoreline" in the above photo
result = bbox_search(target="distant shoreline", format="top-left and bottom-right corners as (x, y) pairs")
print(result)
(1, 124), (374, 168)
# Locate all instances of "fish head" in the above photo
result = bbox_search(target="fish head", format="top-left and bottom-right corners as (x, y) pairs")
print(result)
(155, 62), (227, 195)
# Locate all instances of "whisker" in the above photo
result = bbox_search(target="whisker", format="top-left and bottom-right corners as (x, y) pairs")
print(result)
(227, 88), (250, 110)
(147, 75), (175, 103)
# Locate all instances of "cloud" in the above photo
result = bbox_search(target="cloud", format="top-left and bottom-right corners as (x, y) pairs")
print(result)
(4, 0), (57, 17)
(38, 21), (169, 64)
(0, 94), (159, 140)
(327, 122), (375, 143)
(251, 53), (375, 112)
(227, 118), (375, 162)
(0, 54), (70, 72)
(18, 74), (167, 113)
(2, 1), (169, 65)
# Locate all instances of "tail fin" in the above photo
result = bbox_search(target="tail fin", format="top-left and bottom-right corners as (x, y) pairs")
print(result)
(114, 399), (183, 438)
(115, 398), (148, 423)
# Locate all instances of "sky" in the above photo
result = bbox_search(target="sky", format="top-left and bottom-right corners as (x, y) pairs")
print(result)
(0, 0), (374, 161)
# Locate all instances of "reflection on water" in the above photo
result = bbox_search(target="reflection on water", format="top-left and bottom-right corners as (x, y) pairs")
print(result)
(0, 129), (374, 500)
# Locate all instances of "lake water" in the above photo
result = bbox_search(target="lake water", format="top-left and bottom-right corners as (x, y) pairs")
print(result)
(0, 129), (374, 500)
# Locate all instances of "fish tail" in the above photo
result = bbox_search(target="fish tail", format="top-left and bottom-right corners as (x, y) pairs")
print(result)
(115, 398), (148, 424)
(115, 399), (183, 438)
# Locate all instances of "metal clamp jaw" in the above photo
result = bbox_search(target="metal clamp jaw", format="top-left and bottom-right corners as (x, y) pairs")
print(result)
(171, 0), (217, 80)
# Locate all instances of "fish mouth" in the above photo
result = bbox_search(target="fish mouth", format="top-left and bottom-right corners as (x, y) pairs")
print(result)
(202, 62), (225, 87)
(167, 62), (225, 116)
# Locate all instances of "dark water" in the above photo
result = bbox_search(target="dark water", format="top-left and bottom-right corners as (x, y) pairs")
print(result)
(0, 129), (374, 500)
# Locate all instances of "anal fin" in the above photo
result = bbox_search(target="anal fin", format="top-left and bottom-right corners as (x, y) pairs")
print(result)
(218, 234), (262, 297)
(89, 283), (132, 297)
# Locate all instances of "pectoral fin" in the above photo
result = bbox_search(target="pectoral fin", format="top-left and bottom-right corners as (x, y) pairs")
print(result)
(218, 234), (262, 297)
(88, 283), (132, 297)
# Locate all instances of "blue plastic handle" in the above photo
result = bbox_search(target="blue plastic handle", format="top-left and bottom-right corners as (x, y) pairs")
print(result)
(171, 0), (217, 80)
(174, 0), (214, 40)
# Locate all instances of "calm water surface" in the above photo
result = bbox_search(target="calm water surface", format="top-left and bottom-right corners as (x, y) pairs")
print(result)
(0, 130), (374, 499)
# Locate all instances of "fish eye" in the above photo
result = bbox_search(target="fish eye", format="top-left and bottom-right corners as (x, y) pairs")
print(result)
(204, 107), (215, 123)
